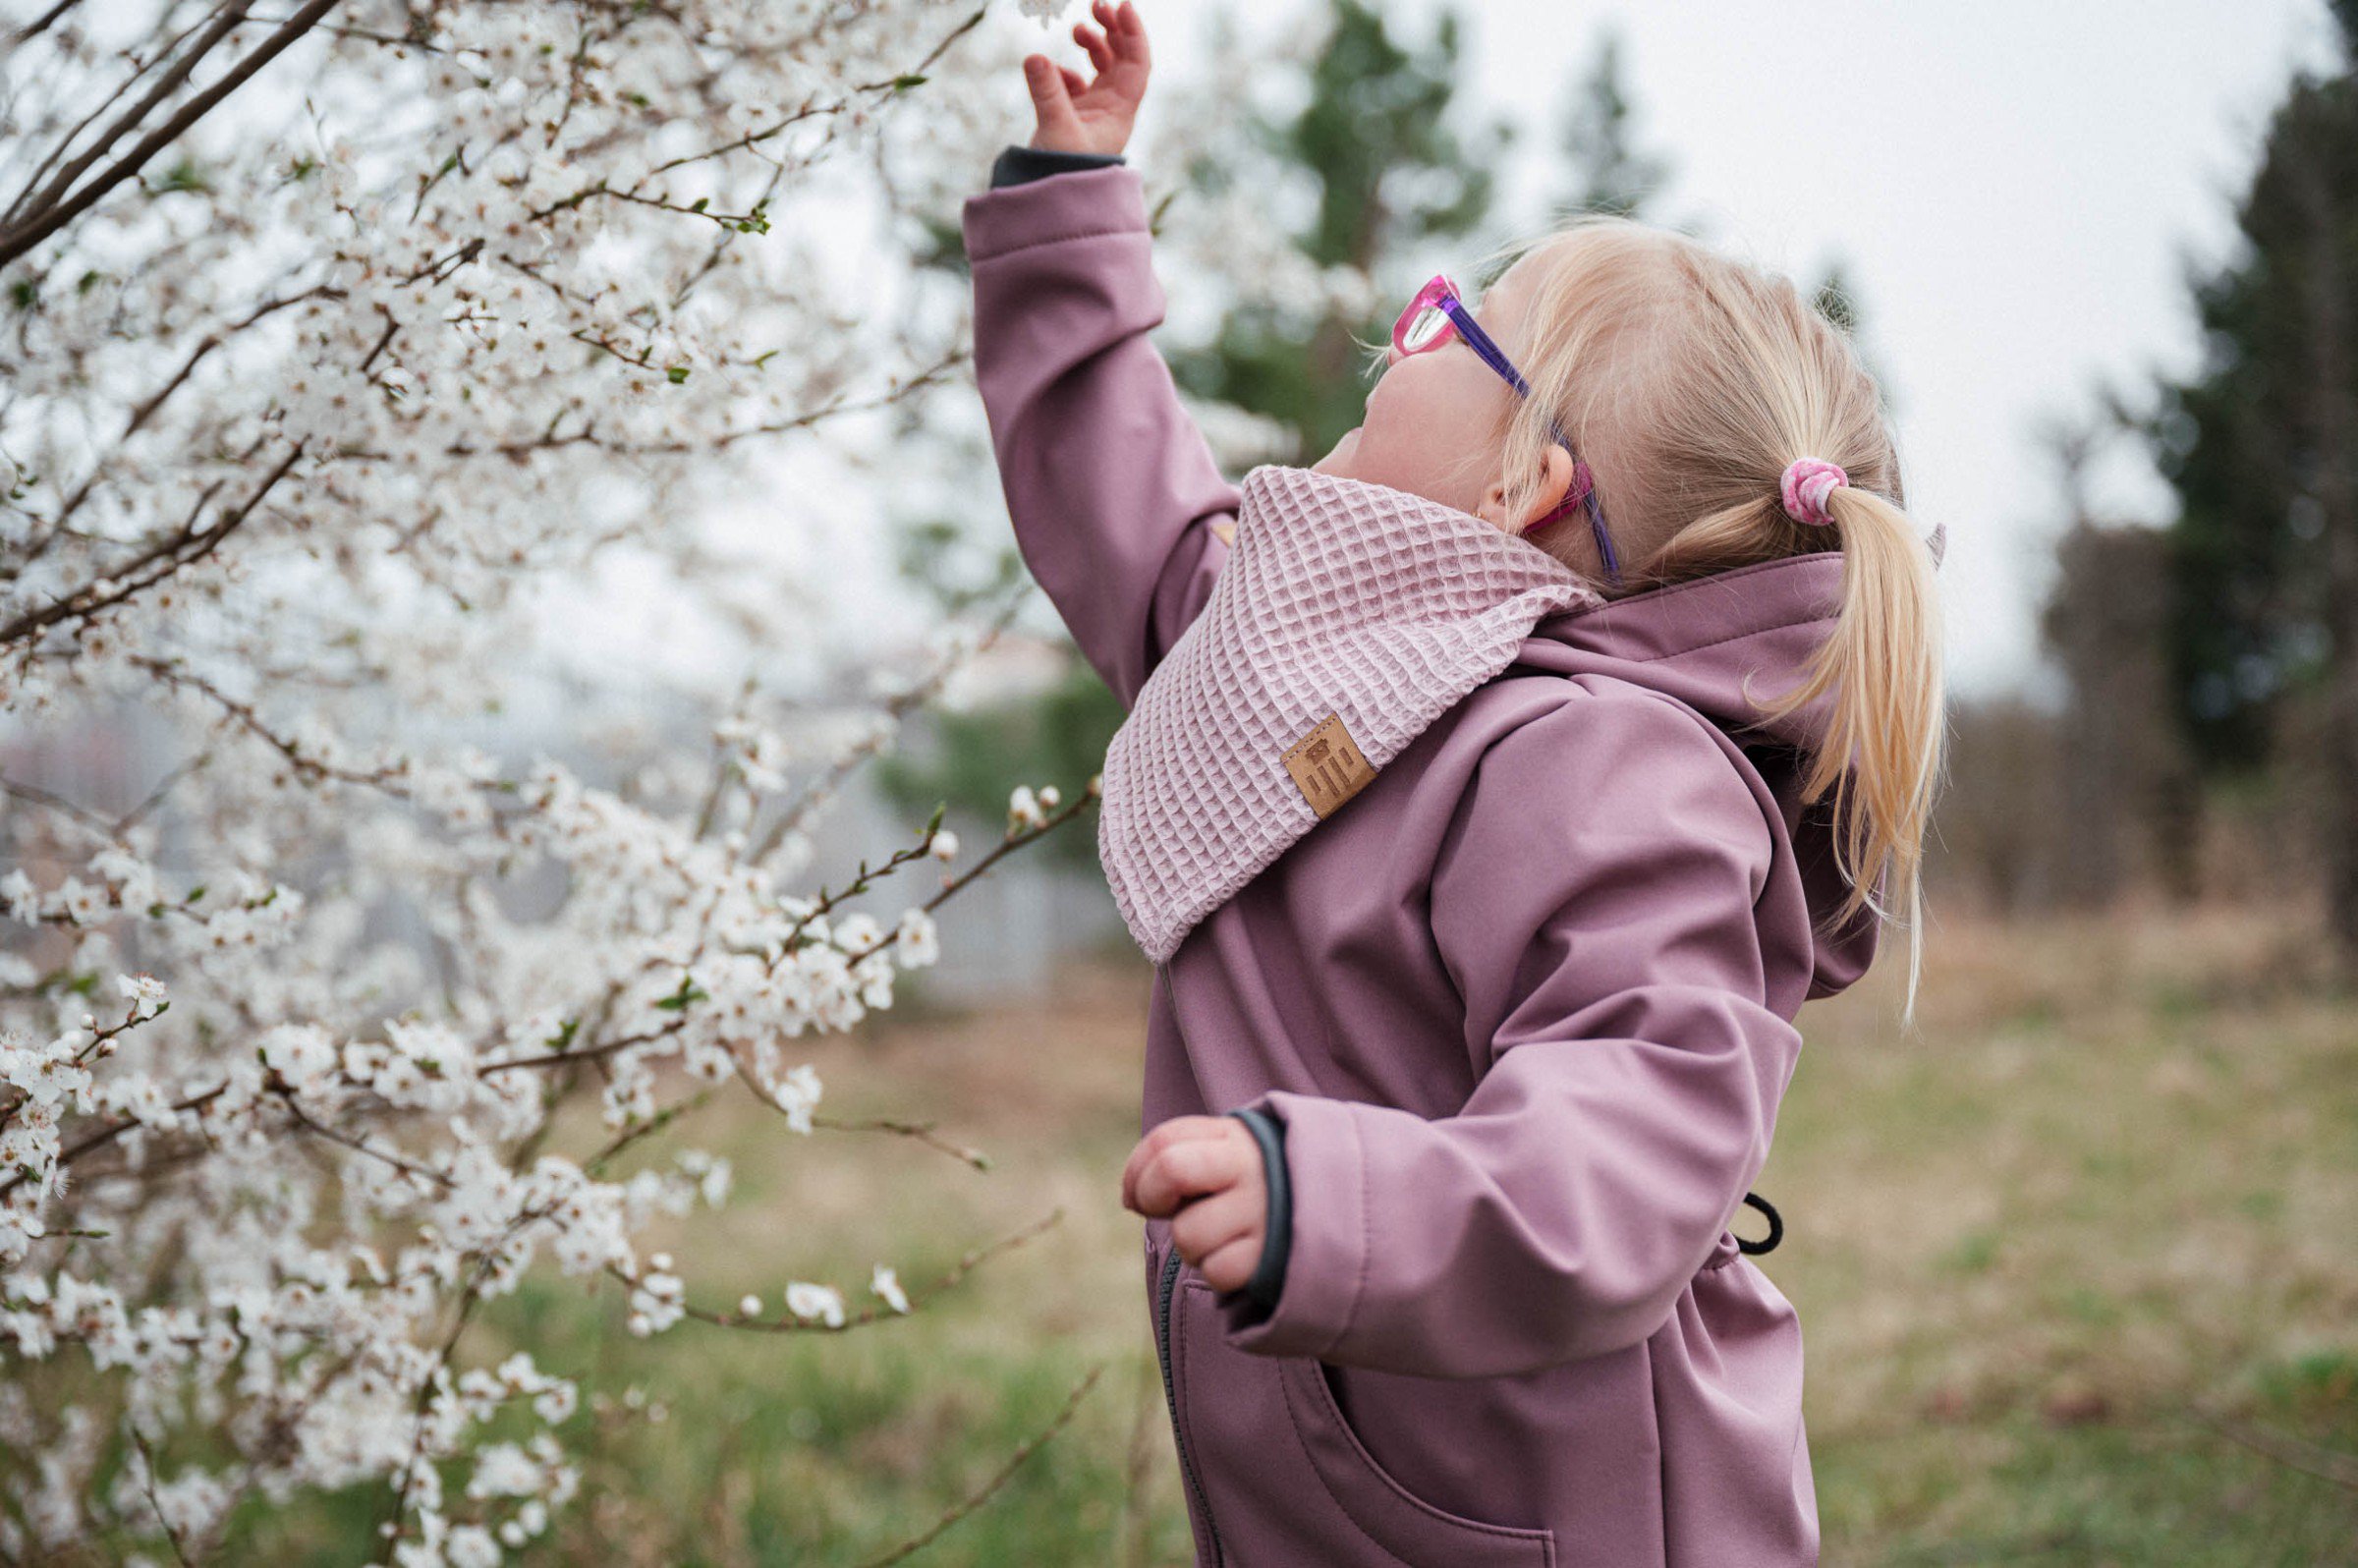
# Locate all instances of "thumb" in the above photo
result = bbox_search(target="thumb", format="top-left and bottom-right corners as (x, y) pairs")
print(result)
(1023, 54), (1080, 144)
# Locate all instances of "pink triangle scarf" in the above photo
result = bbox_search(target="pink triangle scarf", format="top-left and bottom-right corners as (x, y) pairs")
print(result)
(1096, 463), (1607, 965)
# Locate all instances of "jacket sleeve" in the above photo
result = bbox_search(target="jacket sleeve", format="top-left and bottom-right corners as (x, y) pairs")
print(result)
(1221, 1106), (1292, 1320)
(961, 162), (1239, 709)
(989, 142), (1126, 187)
(1211, 684), (1799, 1378)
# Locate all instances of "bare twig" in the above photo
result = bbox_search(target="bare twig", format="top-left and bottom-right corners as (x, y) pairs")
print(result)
(855, 1358), (1108, 1568)
(0, 0), (346, 270)
(811, 1112), (992, 1172)
(754, 569), (1022, 863)
(126, 1424), (198, 1568)
(633, 1204), (1066, 1336)
(2185, 1399), (2358, 1492)
(0, 772), (119, 838)
(276, 1088), (454, 1191)
(7, 0), (258, 230)
(11, 0), (86, 46)
(1, 441), (305, 649)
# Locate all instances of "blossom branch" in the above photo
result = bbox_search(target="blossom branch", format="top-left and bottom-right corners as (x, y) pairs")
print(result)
(624, 1204), (1064, 1335)
(0, 0), (348, 270)
(1, 441), (307, 651)
(127, 1424), (199, 1568)
(754, 573), (1022, 863)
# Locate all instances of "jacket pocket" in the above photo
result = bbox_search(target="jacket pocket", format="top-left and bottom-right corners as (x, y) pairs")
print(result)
(1167, 1267), (1557, 1567)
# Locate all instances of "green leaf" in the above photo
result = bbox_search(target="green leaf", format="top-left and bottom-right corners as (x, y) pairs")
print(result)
(652, 975), (708, 1012)
(666, 365), (690, 384)
(154, 157), (210, 196)
(892, 74), (928, 90)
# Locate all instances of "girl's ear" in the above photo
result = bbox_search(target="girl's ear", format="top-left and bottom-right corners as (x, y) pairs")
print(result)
(1479, 443), (1578, 535)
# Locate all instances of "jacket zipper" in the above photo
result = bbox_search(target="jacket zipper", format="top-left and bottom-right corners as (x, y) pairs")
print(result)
(1156, 1242), (1224, 1562)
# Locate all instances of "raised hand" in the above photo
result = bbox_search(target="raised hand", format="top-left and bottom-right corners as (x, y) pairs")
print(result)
(1021, 0), (1150, 158)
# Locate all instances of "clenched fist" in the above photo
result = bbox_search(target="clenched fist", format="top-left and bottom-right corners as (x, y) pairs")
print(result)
(1120, 1113), (1265, 1294)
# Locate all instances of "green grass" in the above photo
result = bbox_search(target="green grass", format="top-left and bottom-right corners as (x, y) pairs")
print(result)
(179, 904), (2358, 1563)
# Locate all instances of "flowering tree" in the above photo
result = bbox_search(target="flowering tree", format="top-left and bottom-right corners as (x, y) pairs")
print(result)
(0, 2), (1140, 1561)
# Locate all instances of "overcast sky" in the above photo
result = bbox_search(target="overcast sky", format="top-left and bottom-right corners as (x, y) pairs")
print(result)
(1088, 0), (2344, 700)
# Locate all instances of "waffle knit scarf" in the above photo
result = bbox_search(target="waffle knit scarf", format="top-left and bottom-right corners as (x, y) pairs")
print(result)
(1097, 464), (1607, 964)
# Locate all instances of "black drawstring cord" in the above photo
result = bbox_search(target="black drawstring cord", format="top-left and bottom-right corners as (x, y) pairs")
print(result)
(1735, 1192), (1783, 1256)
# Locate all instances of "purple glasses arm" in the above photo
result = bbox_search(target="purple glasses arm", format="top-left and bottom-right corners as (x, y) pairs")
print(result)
(1434, 295), (1532, 394)
(1433, 294), (1624, 585)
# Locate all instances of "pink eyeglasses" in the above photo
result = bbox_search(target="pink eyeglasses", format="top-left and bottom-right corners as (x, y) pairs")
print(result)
(1391, 273), (1623, 585)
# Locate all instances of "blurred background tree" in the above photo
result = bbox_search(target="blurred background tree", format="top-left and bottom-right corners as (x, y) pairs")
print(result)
(2131, 0), (2358, 970)
(1165, 0), (1511, 463)
(1544, 26), (1673, 223)
(2034, 409), (2201, 908)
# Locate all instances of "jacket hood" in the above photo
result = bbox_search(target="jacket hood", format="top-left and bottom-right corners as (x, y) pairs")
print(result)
(1507, 509), (1948, 999)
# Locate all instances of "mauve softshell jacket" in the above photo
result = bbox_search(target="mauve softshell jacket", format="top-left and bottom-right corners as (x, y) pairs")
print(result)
(965, 160), (1890, 1567)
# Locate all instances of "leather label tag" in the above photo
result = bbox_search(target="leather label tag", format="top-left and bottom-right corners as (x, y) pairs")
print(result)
(1283, 711), (1376, 819)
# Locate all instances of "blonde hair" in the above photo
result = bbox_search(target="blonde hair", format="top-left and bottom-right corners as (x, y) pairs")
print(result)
(1361, 214), (1947, 1025)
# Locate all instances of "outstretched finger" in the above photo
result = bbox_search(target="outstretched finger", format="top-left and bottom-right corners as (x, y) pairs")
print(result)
(1072, 21), (1113, 74)
(1113, 1), (1149, 62)
(1058, 63), (1089, 99)
(1023, 54), (1076, 134)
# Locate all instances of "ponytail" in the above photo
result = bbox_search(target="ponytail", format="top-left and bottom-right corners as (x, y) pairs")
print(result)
(1742, 481), (1947, 1028)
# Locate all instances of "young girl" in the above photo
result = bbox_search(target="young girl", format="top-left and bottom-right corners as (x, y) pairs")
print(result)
(963, 6), (1947, 1562)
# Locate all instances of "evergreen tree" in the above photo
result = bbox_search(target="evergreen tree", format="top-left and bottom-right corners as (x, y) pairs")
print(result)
(1167, 0), (1513, 462)
(1544, 27), (1673, 222)
(2034, 410), (2200, 906)
(2137, 9), (2358, 963)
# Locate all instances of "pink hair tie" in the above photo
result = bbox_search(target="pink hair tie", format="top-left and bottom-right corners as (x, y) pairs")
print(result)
(1780, 457), (1848, 527)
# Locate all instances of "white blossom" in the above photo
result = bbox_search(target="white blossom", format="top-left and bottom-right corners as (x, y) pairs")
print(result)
(0, 0), (1178, 1551)
(784, 1280), (845, 1327)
